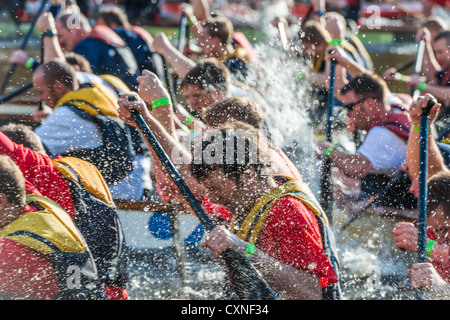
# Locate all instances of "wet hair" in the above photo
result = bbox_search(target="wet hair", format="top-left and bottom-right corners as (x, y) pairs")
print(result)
(0, 123), (46, 154)
(202, 17), (233, 46)
(64, 52), (93, 73)
(97, 7), (131, 28)
(203, 96), (264, 129)
(299, 21), (332, 46)
(434, 30), (450, 45)
(181, 58), (231, 93)
(190, 121), (271, 184)
(427, 171), (450, 218)
(38, 59), (79, 91)
(0, 155), (25, 210)
(340, 73), (388, 105)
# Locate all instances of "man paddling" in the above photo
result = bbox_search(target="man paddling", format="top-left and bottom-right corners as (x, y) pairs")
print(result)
(191, 122), (340, 299)
(54, 10), (140, 90)
(317, 73), (416, 210)
(116, 72), (341, 299)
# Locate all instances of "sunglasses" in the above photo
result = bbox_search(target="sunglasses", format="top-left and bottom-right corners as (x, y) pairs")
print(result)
(342, 97), (369, 111)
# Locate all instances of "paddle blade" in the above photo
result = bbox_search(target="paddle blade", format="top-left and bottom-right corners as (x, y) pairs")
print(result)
(222, 250), (279, 300)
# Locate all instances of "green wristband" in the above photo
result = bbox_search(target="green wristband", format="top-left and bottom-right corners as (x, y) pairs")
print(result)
(183, 114), (195, 126)
(329, 39), (342, 46)
(426, 240), (436, 257)
(187, 16), (198, 26)
(244, 242), (256, 256)
(25, 58), (35, 69)
(412, 124), (430, 133)
(418, 82), (427, 92)
(324, 145), (336, 158)
(150, 97), (172, 110)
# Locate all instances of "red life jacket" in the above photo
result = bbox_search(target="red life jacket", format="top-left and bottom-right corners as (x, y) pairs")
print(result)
(369, 108), (411, 140)
(127, 25), (154, 45)
(88, 25), (127, 47)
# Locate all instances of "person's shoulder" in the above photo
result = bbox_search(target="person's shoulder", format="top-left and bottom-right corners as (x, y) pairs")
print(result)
(0, 237), (40, 259)
(271, 195), (312, 217)
(75, 37), (108, 53)
(367, 125), (404, 139)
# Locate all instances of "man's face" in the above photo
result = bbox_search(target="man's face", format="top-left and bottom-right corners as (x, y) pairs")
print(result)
(56, 19), (78, 51)
(201, 168), (240, 209)
(342, 91), (371, 131)
(301, 42), (325, 61)
(182, 83), (225, 114)
(32, 69), (60, 108)
(427, 207), (450, 245)
(433, 38), (450, 69)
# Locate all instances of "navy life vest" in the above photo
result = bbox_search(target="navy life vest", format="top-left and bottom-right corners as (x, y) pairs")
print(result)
(52, 156), (128, 291)
(53, 82), (136, 185)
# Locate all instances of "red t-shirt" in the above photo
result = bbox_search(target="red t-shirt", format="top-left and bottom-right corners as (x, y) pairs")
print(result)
(257, 196), (338, 287)
(0, 131), (76, 219)
(0, 205), (61, 300)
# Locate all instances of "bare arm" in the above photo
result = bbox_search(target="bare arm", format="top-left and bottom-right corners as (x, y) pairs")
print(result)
(406, 94), (449, 182)
(36, 12), (65, 63)
(318, 141), (374, 179)
(153, 32), (196, 79)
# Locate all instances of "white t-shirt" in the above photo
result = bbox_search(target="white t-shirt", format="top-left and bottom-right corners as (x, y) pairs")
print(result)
(35, 105), (150, 200)
(357, 126), (407, 175)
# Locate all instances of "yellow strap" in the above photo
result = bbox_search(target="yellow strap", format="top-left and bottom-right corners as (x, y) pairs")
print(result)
(0, 194), (86, 254)
(231, 179), (329, 244)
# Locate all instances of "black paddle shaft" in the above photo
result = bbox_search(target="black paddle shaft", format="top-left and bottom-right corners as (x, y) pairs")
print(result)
(320, 58), (337, 223)
(417, 99), (435, 263)
(129, 108), (280, 300)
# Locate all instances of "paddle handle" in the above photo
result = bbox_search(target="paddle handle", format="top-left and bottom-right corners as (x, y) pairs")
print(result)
(417, 99), (435, 263)
(320, 59), (337, 222)
(0, 81), (33, 105)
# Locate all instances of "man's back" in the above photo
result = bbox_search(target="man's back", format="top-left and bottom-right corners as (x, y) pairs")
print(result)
(74, 25), (140, 90)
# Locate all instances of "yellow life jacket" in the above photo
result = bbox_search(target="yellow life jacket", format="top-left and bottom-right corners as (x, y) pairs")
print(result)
(51, 81), (135, 185)
(51, 157), (127, 290)
(52, 156), (114, 206)
(54, 82), (120, 118)
(0, 194), (86, 254)
(231, 176), (329, 245)
(0, 194), (107, 299)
